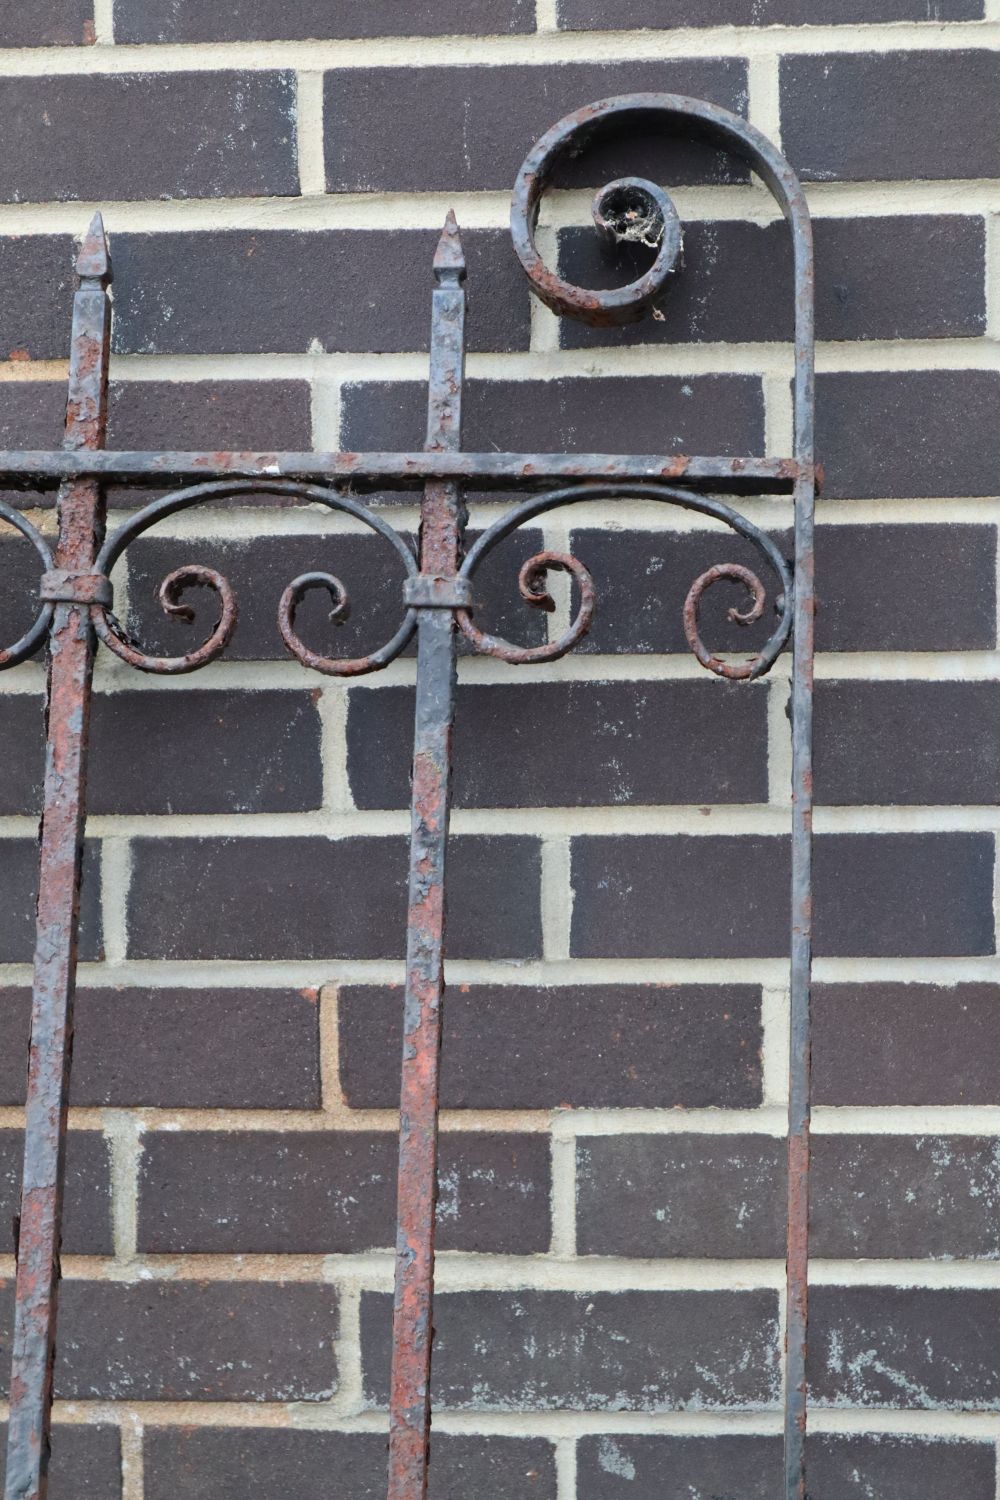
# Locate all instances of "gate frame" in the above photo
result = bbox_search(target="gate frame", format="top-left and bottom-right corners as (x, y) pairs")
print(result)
(0, 93), (816, 1500)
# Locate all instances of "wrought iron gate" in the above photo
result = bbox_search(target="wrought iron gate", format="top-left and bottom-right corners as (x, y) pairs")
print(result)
(0, 94), (816, 1500)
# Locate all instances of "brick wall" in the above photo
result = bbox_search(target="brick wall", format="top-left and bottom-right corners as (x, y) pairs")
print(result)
(0, 3), (998, 1499)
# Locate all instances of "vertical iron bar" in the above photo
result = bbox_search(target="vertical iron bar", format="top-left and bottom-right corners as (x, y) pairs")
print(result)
(784, 205), (816, 1500)
(5, 216), (111, 1500)
(386, 212), (466, 1500)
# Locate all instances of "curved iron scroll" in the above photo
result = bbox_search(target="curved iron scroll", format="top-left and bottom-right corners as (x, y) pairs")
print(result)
(0, 90), (817, 1500)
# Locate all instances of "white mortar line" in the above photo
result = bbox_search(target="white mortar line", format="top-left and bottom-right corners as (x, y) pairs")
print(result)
(536, 0), (560, 30)
(311, 375), (343, 449)
(555, 1436), (577, 1500)
(324, 1282), (364, 1418)
(318, 685), (353, 814)
(0, 22), (996, 71)
(98, 837), (132, 966)
(746, 53), (782, 151)
(103, 1110), (142, 1268)
(295, 72), (326, 198)
(92, 0), (114, 44)
(549, 1130), (578, 1258)
(540, 836), (574, 960)
(119, 1412), (144, 1500)
(766, 675), (792, 809)
(759, 986), (791, 1110)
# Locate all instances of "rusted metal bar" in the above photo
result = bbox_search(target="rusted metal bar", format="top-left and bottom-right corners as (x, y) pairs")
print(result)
(386, 212), (467, 1500)
(0, 450), (807, 494)
(4, 215), (111, 1500)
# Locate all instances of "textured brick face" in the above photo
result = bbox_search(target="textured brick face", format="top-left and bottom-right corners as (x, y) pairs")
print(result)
(0, 1426), (121, 1500)
(144, 1430), (557, 1500)
(361, 1290), (780, 1410)
(0, 74), (299, 202)
(339, 984), (764, 1109)
(117, 0), (535, 41)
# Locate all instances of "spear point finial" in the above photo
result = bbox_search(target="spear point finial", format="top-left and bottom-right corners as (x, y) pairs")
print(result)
(75, 212), (111, 284)
(433, 210), (466, 285)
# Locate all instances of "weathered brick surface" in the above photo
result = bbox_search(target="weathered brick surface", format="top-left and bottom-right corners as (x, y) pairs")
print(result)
(118, 0), (535, 40)
(816, 681), (1000, 805)
(0, 841), (102, 964)
(128, 836), (543, 959)
(0, 1426), (121, 1500)
(138, 1131), (551, 1253)
(0, 1131), (112, 1256)
(361, 1290), (780, 1410)
(559, 216), (985, 347)
(782, 52), (1000, 183)
(145, 1430), (556, 1500)
(0, 0), (96, 45)
(563, 0), (981, 23)
(0, 235), (75, 360)
(339, 984), (763, 1109)
(347, 681), (768, 809)
(810, 1288), (1000, 1408)
(112, 230), (530, 354)
(570, 833), (995, 958)
(0, 690), (323, 816)
(577, 1133), (1000, 1260)
(0, 987), (321, 1108)
(341, 375), (764, 465)
(813, 983), (1000, 1106)
(0, 74), (298, 203)
(0, 1282), (338, 1401)
(576, 1434), (996, 1499)
(571, 523), (997, 655)
(818, 371), (1000, 499)
(126, 527), (546, 662)
(325, 61), (749, 192)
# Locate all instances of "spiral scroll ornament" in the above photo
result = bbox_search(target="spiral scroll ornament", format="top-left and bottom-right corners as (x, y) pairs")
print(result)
(89, 478), (418, 676)
(455, 483), (792, 681)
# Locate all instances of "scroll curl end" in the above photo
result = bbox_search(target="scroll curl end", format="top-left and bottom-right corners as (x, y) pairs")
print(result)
(458, 550), (596, 665)
(278, 570), (415, 677)
(94, 564), (237, 675)
(683, 562), (773, 681)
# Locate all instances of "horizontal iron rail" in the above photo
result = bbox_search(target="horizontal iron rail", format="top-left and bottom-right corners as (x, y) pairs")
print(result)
(0, 450), (810, 494)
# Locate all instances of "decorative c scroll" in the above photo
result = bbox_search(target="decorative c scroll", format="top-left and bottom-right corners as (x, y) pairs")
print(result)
(91, 478), (418, 676)
(456, 482), (792, 680)
(0, 497), (55, 669)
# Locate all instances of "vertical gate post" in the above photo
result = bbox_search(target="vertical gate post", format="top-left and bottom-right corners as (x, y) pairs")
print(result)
(5, 215), (112, 1500)
(386, 212), (467, 1500)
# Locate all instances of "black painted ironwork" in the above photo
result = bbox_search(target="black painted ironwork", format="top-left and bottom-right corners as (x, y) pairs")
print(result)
(1, 94), (816, 1500)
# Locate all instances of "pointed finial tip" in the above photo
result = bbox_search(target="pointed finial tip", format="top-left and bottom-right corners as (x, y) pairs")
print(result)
(75, 212), (111, 283)
(433, 209), (466, 284)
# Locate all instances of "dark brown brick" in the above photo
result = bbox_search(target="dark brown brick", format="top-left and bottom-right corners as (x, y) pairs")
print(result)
(0, 73), (297, 203)
(138, 1131), (550, 1254)
(0, 1425), (121, 1500)
(112, 230), (529, 355)
(559, 216), (985, 347)
(362, 1289), (778, 1410)
(0, 1281), (337, 1401)
(570, 833), (994, 958)
(562, 0), (980, 23)
(818, 371), (1000, 499)
(0, 0), (95, 44)
(326, 61), (749, 192)
(339, 984), (763, 1109)
(576, 1434), (995, 1500)
(128, 836), (542, 960)
(117, 0), (534, 40)
(0, 841), (101, 963)
(577, 1133), (1000, 1260)
(782, 51), (1000, 182)
(348, 680), (768, 809)
(0, 987), (321, 1109)
(342, 375), (763, 466)
(810, 1288), (1000, 1408)
(0, 377), (311, 509)
(0, 690), (322, 816)
(571, 523), (996, 655)
(816, 681), (1000, 806)
(813, 982), (1000, 1106)
(125, 527), (545, 662)
(145, 1429), (556, 1500)
(0, 235), (75, 359)
(0, 1131), (112, 1256)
